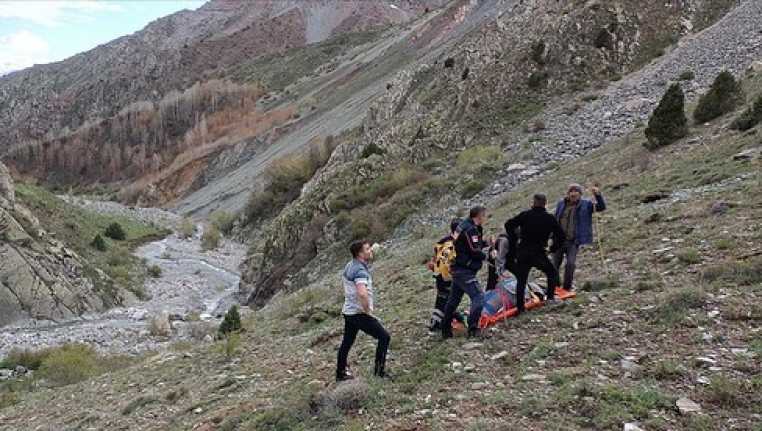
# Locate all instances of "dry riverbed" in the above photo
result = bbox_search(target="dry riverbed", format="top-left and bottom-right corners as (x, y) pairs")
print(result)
(0, 199), (247, 357)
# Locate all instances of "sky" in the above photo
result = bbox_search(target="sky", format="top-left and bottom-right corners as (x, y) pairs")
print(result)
(0, 0), (206, 75)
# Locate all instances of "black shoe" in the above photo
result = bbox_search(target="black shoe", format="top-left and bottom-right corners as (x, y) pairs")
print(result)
(375, 371), (394, 380)
(374, 363), (393, 380)
(467, 328), (481, 338)
(442, 330), (453, 340)
(336, 373), (354, 382)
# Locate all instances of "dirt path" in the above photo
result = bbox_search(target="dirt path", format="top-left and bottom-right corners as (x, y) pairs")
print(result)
(0, 201), (247, 357)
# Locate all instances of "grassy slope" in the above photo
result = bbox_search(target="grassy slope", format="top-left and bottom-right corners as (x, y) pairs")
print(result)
(3, 78), (761, 430)
(14, 184), (169, 301)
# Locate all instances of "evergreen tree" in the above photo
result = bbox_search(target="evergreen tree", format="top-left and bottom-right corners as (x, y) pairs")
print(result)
(104, 222), (126, 241)
(90, 234), (107, 251)
(730, 95), (762, 131)
(694, 71), (742, 123)
(644, 83), (689, 150)
(218, 305), (242, 336)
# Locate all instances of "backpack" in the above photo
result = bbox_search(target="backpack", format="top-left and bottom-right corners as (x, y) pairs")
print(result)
(433, 239), (457, 281)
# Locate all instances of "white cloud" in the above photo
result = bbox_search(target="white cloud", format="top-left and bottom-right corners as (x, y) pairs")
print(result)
(0, 1), (123, 27)
(0, 30), (51, 75)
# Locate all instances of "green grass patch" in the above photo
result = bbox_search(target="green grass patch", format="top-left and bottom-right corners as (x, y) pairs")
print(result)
(702, 258), (762, 286)
(555, 379), (673, 429)
(15, 183), (168, 300)
(649, 359), (686, 380)
(676, 248), (702, 265)
(580, 277), (619, 292)
(648, 287), (706, 325)
(705, 376), (748, 408)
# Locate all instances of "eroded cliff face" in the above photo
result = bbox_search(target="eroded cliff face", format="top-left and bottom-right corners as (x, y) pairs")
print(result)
(0, 162), (112, 326)
(240, 0), (739, 306)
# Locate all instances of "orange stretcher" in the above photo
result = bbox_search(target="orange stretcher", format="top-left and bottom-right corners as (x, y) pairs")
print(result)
(477, 287), (577, 329)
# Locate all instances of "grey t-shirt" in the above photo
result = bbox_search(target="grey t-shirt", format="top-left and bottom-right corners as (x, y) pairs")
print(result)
(342, 259), (374, 315)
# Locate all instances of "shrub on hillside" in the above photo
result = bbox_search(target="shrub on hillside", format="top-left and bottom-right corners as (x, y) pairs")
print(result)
(178, 217), (195, 239)
(218, 305), (242, 336)
(210, 210), (235, 235)
(678, 70), (695, 81)
(461, 180), (486, 198)
(644, 83), (688, 150)
(201, 224), (221, 251)
(0, 392), (17, 409)
(0, 347), (52, 370)
(147, 264), (162, 278)
(527, 71), (549, 88)
(104, 222), (126, 241)
(456, 145), (504, 175)
(90, 234), (107, 251)
(730, 95), (762, 131)
(38, 344), (99, 387)
(329, 166), (428, 212)
(245, 139), (336, 224)
(360, 142), (385, 159)
(693, 71), (742, 123)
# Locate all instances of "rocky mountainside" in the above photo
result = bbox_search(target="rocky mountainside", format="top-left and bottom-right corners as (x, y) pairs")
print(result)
(0, 162), (107, 326)
(239, 0), (744, 306)
(0, 0), (443, 208)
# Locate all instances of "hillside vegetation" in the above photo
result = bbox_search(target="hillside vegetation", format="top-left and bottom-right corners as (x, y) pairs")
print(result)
(239, 0), (746, 307)
(2, 65), (760, 431)
(15, 184), (169, 301)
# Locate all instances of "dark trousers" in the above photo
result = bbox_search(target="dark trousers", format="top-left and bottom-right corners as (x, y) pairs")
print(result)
(431, 279), (450, 330)
(336, 314), (390, 378)
(486, 257), (498, 291)
(442, 269), (484, 335)
(515, 248), (560, 311)
(552, 240), (579, 290)
(431, 277), (466, 330)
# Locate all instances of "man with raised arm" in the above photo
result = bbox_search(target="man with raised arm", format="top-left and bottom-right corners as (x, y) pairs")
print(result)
(552, 183), (606, 291)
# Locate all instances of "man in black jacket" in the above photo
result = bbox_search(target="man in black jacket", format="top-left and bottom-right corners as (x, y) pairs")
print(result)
(504, 194), (566, 313)
(442, 206), (495, 339)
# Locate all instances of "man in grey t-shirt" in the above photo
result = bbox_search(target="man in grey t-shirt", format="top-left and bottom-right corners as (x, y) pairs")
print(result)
(336, 240), (391, 381)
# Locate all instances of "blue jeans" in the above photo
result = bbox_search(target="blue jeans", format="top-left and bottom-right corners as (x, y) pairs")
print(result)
(442, 269), (484, 334)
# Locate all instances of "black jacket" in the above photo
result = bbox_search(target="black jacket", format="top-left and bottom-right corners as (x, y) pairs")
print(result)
(453, 218), (487, 272)
(505, 207), (566, 254)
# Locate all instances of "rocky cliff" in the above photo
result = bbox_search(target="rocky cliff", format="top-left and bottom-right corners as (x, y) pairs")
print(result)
(0, 162), (109, 326)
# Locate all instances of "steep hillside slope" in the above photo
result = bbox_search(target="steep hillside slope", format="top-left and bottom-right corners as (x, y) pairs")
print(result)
(0, 0), (435, 145)
(173, 0), (510, 216)
(0, 0), (442, 208)
(240, 0), (746, 306)
(2, 67), (760, 431)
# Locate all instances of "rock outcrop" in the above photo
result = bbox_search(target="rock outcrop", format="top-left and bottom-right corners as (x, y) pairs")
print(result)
(0, 162), (106, 326)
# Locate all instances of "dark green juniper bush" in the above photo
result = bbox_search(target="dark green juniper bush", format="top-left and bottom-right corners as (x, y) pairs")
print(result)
(693, 70), (742, 123)
(644, 83), (688, 150)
